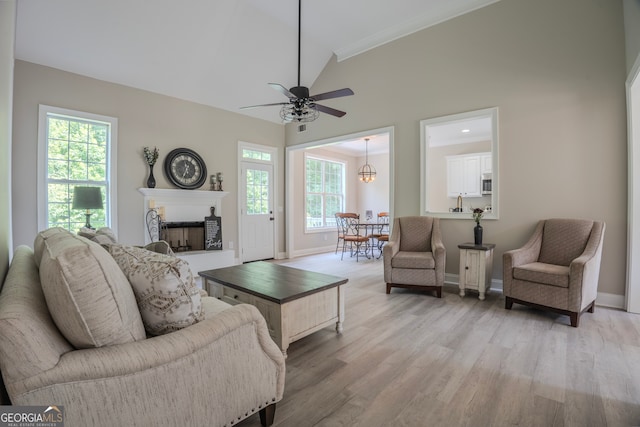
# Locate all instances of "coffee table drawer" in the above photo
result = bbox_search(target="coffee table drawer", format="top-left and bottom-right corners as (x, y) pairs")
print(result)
(220, 286), (253, 305)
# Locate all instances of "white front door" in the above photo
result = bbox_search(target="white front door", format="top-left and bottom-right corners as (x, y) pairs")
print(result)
(241, 162), (275, 262)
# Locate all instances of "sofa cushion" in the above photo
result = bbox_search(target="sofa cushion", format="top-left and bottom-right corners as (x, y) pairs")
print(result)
(513, 262), (570, 288)
(108, 245), (204, 336)
(38, 229), (146, 348)
(77, 227), (118, 246)
(391, 251), (435, 269)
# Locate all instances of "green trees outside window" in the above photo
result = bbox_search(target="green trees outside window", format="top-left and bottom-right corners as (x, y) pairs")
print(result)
(45, 114), (110, 231)
(305, 157), (345, 230)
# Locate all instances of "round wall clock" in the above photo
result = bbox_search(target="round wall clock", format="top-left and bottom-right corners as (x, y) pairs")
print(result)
(163, 148), (208, 189)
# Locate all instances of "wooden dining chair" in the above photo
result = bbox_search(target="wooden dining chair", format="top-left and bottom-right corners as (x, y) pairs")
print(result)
(375, 212), (390, 258)
(336, 213), (369, 261)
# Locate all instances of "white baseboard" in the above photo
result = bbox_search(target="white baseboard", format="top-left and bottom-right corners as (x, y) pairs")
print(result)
(596, 292), (625, 309)
(445, 273), (503, 292)
(290, 245), (336, 258)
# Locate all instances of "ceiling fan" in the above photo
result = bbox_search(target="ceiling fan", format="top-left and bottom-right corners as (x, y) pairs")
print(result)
(241, 0), (354, 123)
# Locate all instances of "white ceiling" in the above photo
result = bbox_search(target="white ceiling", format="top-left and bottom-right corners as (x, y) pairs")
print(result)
(15, 0), (499, 126)
(428, 116), (492, 147)
(310, 133), (390, 157)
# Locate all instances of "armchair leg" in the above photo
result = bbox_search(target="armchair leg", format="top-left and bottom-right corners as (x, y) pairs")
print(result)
(386, 283), (391, 294)
(588, 301), (595, 313)
(505, 297), (513, 310)
(259, 403), (277, 426)
(570, 312), (579, 328)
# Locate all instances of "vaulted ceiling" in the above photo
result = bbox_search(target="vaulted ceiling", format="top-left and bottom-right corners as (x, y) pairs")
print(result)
(15, 0), (500, 124)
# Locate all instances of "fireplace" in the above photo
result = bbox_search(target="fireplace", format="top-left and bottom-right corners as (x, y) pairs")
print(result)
(138, 188), (236, 283)
(161, 221), (206, 252)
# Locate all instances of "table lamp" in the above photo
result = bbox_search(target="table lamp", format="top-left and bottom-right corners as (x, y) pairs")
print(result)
(72, 187), (103, 229)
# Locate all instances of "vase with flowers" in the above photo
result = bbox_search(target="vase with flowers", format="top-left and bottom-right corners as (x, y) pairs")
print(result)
(143, 147), (159, 188)
(472, 208), (484, 245)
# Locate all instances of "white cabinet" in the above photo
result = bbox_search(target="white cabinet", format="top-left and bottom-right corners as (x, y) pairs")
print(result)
(447, 153), (486, 198)
(481, 153), (492, 174)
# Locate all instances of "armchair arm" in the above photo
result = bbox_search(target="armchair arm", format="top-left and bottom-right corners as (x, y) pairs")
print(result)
(503, 221), (544, 294)
(11, 304), (285, 426)
(568, 221), (606, 311)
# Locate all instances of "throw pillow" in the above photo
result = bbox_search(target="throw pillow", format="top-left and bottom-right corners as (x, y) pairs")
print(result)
(38, 229), (146, 348)
(108, 245), (204, 336)
(78, 227), (119, 246)
(143, 240), (175, 256)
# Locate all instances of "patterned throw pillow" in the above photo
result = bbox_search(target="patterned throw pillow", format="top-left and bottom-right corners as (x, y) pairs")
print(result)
(108, 245), (204, 336)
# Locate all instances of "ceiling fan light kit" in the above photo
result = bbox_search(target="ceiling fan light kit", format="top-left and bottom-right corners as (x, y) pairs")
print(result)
(241, 0), (354, 123)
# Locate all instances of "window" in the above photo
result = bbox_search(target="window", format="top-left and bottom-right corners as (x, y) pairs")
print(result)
(38, 105), (117, 232)
(242, 148), (271, 162)
(305, 155), (345, 231)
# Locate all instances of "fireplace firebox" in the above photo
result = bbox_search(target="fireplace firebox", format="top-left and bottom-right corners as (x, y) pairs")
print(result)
(161, 221), (206, 252)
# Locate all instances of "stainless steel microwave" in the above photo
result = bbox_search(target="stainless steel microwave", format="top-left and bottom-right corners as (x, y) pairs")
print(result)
(481, 173), (492, 195)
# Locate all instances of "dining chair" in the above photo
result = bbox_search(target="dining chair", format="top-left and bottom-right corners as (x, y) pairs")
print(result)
(336, 213), (369, 261)
(375, 212), (390, 258)
(334, 213), (345, 254)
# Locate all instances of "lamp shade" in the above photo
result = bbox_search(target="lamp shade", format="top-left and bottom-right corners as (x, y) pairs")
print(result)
(72, 187), (103, 210)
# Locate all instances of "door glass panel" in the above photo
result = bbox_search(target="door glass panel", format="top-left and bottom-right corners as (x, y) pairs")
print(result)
(246, 168), (269, 215)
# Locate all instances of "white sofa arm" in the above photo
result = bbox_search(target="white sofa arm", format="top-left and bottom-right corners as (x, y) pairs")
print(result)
(12, 303), (285, 427)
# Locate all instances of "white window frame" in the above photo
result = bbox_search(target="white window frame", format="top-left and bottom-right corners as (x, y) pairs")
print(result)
(37, 105), (118, 233)
(304, 152), (346, 233)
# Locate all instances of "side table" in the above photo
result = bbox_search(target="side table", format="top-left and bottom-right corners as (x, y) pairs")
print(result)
(458, 243), (495, 300)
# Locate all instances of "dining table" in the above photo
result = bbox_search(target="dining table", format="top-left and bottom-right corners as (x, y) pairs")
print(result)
(354, 222), (389, 259)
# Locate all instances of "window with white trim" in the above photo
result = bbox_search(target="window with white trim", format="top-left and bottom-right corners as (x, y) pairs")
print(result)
(305, 154), (345, 231)
(38, 105), (117, 232)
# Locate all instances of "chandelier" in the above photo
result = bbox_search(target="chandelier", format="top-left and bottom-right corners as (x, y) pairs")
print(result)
(358, 138), (376, 183)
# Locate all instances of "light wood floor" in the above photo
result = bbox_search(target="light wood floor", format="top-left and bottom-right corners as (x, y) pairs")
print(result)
(238, 252), (640, 427)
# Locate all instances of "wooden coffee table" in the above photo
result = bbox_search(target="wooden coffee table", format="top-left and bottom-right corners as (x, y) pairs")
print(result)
(199, 262), (348, 358)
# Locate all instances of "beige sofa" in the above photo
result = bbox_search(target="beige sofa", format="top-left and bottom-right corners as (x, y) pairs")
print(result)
(0, 229), (285, 426)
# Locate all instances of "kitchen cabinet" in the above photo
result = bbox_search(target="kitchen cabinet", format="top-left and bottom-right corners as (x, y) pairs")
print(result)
(481, 153), (492, 174)
(447, 153), (488, 198)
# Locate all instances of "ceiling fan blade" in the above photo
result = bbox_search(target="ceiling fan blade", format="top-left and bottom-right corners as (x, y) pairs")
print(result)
(240, 102), (289, 110)
(311, 88), (354, 101)
(313, 103), (347, 118)
(268, 83), (297, 99)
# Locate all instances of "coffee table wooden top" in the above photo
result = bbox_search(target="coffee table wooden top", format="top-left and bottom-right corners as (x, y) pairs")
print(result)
(198, 261), (348, 304)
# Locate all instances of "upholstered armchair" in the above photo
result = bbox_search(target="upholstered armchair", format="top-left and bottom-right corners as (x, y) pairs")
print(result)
(503, 218), (606, 327)
(383, 216), (446, 297)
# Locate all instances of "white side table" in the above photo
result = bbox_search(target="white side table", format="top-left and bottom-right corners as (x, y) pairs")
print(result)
(458, 243), (495, 300)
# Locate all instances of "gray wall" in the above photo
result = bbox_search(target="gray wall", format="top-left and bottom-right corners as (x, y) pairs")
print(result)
(286, 0), (628, 297)
(0, 1), (15, 284)
(624, 0), (640, 74)
(12, 61), (285, 258)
